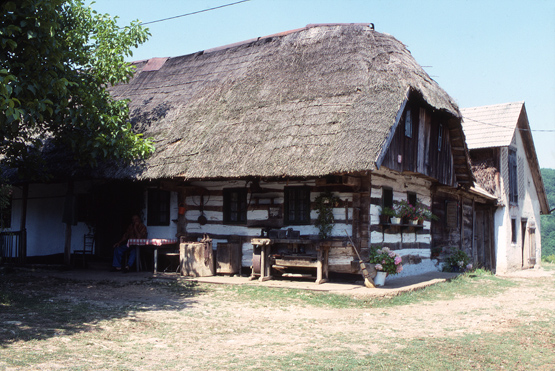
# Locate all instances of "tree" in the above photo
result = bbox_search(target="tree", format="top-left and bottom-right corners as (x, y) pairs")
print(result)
(540, 168), (555, 258)
(0, 0), (153, 178)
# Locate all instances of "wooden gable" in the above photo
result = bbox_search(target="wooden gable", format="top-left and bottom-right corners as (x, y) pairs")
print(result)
(378, 95), (471, 187)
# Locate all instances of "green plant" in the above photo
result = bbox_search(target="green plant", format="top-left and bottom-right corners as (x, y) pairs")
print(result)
(416, 201), (439, 222)
(368, 246), (403, 275)
(380, 206), (396, 217)
(542, 254), (555, 264)
(314, 192), (340, 239)
(396, 200), (418, 220)
(445, 248), (471, 271)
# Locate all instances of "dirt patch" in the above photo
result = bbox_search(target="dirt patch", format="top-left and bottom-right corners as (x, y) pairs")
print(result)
(1, 267), (554, 370)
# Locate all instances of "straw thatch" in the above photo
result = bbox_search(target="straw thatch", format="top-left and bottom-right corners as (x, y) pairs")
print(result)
(108, 23), (461, 181)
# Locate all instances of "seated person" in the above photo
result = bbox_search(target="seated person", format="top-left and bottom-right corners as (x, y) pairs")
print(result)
(112, 214), (148, 272)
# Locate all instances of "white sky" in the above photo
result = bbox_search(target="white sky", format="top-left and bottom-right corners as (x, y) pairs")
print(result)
(90, 0), (555, 169)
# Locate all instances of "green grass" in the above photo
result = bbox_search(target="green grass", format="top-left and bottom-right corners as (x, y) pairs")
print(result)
(197, 269), (516, 309)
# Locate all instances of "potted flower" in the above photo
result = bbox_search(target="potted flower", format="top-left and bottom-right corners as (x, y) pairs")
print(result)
(379, 206), (396, 224)
(415, 201), (438, 224)
(368, 246), (404, 286)
(396, 200), (418, 224)
(444, 247), (472, 272)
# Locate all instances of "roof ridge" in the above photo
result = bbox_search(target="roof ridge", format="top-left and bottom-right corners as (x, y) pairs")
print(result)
(461, 101), (525, 111)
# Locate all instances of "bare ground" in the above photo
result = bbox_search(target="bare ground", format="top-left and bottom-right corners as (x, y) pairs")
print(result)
(1, 267), (554, 370)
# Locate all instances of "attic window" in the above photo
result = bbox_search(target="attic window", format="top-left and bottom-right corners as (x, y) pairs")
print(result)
(509, 149), (518, 205)
(405, 109), (412, 138)
(438, 124), (443, 151)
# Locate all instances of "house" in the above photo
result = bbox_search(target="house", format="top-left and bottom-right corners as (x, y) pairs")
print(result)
(461, 102), (550, 273)
(3, 23), (475, 279)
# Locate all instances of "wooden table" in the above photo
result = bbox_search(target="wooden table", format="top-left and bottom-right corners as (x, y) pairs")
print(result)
(127, 238), (178, 274)
(250, 238), (329, 284)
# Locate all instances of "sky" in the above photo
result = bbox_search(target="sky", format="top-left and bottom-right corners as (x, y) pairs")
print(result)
(90, 0), (555, 169)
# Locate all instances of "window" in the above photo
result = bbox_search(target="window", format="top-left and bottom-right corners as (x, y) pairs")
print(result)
(223, 188), (247, 224)
(438, 124), (443, 151)
(382, 188), (393, 208)
(509, 149), (518, 204)
(284, 186), (311, 225)
(405, 109), (412, 138)
(407, 192), (417, 207)
(147, 189), (170, 226)
(511, 218), (517, 243)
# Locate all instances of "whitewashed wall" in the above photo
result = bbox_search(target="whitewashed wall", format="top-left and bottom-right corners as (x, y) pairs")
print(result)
(370, 168), (440, 276)
(9, 181), (93, 257)
(496, 131), (543, 273)
(185, 180), (354, 268)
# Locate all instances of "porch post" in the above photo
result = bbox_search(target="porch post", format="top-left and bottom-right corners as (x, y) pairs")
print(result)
(63, 180), (74, 265)
(19, 183), (28, 263)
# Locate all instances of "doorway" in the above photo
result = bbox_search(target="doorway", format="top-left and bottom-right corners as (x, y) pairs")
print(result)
(90, 181), (145, 260)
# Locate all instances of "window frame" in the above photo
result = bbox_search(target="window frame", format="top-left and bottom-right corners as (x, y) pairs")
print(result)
(437, 124), (443, 151)
(405, 109), (412, 138)
(509, 149), (518, 205)
(223, 188), (248, 225)
(382, 187), (393, 209)
(284, 186), (311, 225)
(147, 189), (171, 226)
(511, 217), (518, 244)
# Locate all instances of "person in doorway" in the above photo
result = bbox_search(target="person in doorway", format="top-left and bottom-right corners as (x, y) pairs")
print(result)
(112, 214), (148, 273)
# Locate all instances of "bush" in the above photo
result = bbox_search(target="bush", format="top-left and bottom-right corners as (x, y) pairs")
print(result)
(542, 255), (555, 264)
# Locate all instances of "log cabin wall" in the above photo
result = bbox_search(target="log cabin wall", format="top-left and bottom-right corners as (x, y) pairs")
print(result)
(180, 178), (359, 272)
(431, 189), (475, 260)
(380, 101), (457, 187)
(369, 168), (438, 276)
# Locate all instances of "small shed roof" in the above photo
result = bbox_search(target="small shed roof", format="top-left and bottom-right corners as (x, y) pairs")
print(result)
(460, 102), (524, 149)
(461, 102), (549, 214)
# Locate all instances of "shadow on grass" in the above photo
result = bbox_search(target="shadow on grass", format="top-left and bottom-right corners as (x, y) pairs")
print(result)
(0, 268), (207, 347)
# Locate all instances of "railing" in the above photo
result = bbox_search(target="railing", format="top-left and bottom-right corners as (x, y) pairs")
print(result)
(0, 230), (25, 264)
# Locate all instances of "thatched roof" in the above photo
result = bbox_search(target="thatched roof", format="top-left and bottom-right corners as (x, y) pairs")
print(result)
(109, 23), (461, 181)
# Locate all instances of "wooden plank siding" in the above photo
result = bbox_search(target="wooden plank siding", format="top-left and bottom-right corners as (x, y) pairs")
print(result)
(380, 101), (457, 187)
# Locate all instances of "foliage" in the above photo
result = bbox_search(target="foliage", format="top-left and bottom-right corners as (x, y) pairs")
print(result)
(0, 180), (11, 230)
(314, 191), (340, 239)
(540, 168), (555, 258)
(542, 255), (555, 264)
(444, 247), (472, 271)
(379, 206), (396, 217)
(0, 0), (154, 179)
(395, 200), (418, 220)
(368, 246), (403, 275)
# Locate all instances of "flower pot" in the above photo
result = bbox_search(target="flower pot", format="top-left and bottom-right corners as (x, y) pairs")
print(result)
(374, 271), (387, 286)
(409, 219), (418, 225)
(390, 217), (401, 225)
(379, 215), (390, 224)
